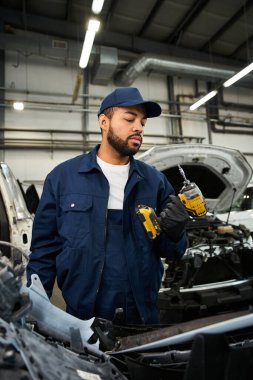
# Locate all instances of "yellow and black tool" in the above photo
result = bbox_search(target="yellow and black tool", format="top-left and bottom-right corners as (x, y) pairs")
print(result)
(136, 204), (161, 239)
(136, 164), (207, 239)
(177, 164), (207, 217)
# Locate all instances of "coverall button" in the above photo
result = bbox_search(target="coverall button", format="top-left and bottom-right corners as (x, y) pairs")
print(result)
(70, 203), (75, 207)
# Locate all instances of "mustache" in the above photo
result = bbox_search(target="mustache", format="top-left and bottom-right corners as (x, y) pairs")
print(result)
(128, 134), (143, 141)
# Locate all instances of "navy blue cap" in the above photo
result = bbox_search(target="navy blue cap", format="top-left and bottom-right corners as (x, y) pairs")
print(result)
(98, 87), (161, 118)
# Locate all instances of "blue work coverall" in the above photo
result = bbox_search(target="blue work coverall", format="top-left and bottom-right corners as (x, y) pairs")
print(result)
(26, 145), (187, 324)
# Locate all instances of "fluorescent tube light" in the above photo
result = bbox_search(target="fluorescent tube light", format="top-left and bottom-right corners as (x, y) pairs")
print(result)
(79, 30), (96, 68)
(79, 19), (100, 69)
(13, 101), (24, 111)
(189, 90), (218, 111)
(223, 62), (253, 87)
(92, 0), (104, 14)
(88, 19), (100, 33)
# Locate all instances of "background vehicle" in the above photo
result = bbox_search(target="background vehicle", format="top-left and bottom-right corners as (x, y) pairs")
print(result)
(0, 162), (36, 258)
(137, 143), (253, 215)
(1, 145), (253, 380)
(218, 182), (253, 234)
(138, 144), (253, 323)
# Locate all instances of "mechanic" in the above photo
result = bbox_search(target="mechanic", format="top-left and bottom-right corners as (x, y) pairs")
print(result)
(26, 87), (189, 324)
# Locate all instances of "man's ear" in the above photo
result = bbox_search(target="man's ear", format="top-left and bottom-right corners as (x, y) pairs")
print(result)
(98, 114), (109, 132)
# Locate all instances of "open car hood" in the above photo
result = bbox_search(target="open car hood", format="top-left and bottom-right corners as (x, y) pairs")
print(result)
(138, 143), (253, 213)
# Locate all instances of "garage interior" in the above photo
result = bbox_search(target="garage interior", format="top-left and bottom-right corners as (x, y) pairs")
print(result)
(1, 1), (253, 379)
(1, 0), (253, 174)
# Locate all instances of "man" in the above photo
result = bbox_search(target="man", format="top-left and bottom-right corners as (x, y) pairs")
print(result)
(26, 87), (188, 324)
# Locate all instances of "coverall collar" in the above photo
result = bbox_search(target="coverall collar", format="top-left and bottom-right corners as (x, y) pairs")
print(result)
(78, 144), (145, 178)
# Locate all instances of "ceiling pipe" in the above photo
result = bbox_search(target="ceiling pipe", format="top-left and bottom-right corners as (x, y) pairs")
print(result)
(217, 88), (253, 113)
(1, 127), (204, 142)
(210, 120), (253, 135)
(114, 53), (253, 88)
(206, 82), (253, 136)
(0, 137), (205, 151)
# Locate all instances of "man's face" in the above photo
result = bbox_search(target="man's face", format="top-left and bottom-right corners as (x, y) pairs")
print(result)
(106, 105), (147, 156)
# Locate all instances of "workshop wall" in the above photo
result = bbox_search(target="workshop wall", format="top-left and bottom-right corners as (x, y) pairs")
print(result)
(2, 52), (253, 190)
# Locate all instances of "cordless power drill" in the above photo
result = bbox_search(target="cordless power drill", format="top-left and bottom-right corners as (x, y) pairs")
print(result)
(136, 165), (207, 239)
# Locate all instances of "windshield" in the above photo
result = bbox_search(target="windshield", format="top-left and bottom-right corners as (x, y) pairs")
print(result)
(229, 186), (253, 212)
(239, 186), (253, 211)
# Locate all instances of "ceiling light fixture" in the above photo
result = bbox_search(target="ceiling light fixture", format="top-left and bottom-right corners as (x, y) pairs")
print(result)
(223, 62), (253, 88)
(188, 62), (253, 111)
(189, 90), (218, 111)
(13, 101), (24, 111)
(91, 0), (104, 14)
(79, 19), (100, 69)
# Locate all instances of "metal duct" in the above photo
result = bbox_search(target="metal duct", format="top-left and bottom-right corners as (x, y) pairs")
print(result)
(91, 46), (118, 86)
(114, 53), (253, 87)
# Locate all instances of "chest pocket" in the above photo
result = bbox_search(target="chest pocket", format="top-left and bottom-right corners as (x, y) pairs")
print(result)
(60, 194), (92, 238)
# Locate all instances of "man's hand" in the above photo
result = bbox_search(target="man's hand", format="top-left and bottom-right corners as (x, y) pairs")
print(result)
(159, 195), (190, 241)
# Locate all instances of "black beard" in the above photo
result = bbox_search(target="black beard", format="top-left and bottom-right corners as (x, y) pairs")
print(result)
(107, 126), (142, 156)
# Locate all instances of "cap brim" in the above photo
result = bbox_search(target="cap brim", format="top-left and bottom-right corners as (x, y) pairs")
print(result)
(141, 101), (162, 118)
(115, 100), (161, 118)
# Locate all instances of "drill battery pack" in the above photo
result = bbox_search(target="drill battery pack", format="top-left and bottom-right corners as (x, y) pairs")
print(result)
(136, 204), (161, 239)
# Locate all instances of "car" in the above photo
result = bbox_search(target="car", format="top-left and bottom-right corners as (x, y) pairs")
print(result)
(1, 232), (253, 380)
(1, 144), (253, 380)
(0, 162), (35, 258)
(217, 182), (253, 234)
(136, 144), (253, 321)
(137, 143), (253, 216)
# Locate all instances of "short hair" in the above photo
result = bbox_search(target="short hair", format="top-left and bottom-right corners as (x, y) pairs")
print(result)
(100, 107), (115, 119)
(98, 107), (115, 134)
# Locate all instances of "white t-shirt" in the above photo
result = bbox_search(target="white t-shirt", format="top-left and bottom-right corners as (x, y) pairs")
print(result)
(97, 156), (130, 210)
